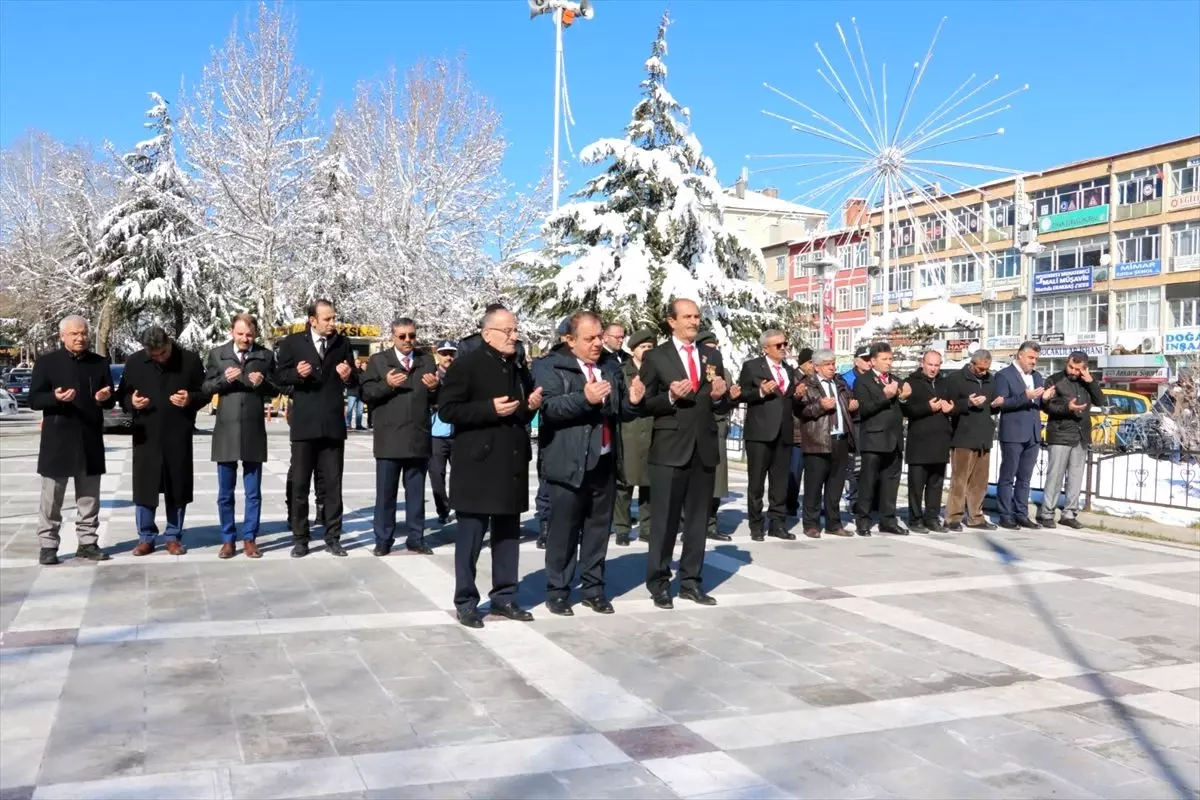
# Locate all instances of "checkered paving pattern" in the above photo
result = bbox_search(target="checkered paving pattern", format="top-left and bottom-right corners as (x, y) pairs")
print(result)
(1, 413), (1198, 799)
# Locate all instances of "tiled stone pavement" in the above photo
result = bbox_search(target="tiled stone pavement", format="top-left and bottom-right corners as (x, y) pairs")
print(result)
(1, 412), (1199, 799)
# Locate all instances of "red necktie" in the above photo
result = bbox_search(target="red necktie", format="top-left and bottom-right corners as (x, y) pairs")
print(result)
(881, 373), (890, 385)
(683, 345), (700, 392)
(585, 363), (611, 448)
(773, 364), (785, 392)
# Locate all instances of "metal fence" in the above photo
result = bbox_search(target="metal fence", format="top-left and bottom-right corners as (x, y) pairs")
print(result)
(1087, 448), (1200, 511)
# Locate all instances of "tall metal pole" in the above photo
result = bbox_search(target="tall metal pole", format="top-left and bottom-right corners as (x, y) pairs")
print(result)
(818, 268), (826, 348)
(880, 174), (892, 317)
(551, 7), (564, 211)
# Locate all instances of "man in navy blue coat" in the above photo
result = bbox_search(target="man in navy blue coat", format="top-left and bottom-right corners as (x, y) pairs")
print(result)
(994, 341), (1057, 529)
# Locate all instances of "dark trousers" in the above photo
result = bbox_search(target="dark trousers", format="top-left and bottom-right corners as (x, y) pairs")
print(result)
(534, 448), (550, 523)
(998, 439), (1039, 521)
(907, 462), (946, 525)
(855, 449), (902, 529)
(647, 456), (714, 595)
(290, 438), (344, 542)
(613, 482), (651, 537)
(746, 437), (791, 532)
(136, 503), (185, 543)
(285, 457), (326, 522)
(429, 437), (453, 519)
(546, 455), (615, 602)
(803, 437), (850, 531)
(785, 445), (804, 514)
(454, 512), (520, 613)
(374, 457), (428, 548)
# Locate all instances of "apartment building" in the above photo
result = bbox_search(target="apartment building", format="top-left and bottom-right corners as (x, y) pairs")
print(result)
(777, 136), (1200, 392)
(723, 172), (827, 296)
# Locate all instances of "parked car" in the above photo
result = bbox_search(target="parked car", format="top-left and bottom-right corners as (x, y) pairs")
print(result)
(3, 369), (33, 407)
(0, 388), (17, 416)
(102, 364), (132, 433)
(1039, 387), (1149, 446)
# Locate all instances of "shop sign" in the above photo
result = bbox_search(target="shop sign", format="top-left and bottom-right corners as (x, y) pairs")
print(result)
(870, 289), (914, 304)
(1033, 266), (1093, 295)
(986, 336), (1022, 350)
(1034, 332), (1065, 344)
(1037, 204), (1109, 234)
(1165, 327), (1200, 354)
(1102, 367), (1169, 384)
(1175, 254), (1200, 271)
(949, 280), (981, 297)
(1114, 259), (1161, 279)
(989, 275), (1022, 290)
(1166, 191), (1200, 213)
(1040, 344), (1106, 358)
(273, 323), (382, 338)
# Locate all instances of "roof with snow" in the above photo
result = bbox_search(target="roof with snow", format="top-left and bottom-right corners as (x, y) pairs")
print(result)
(855, 299), (984, 344)
(721, 188), (826, 218)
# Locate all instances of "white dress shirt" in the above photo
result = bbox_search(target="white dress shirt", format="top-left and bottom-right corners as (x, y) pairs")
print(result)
(819, 376), (845, 435)
(394, 347), (413, 371)
(766, 357), (789, 395)
(578, 358), (612, 455)
(310, 329), (328, 357)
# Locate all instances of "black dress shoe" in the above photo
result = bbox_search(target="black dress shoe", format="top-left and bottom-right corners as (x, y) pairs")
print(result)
(750, 531), (765, 542)
(679, 587), (717, 606)
(1016, 517), (1041, 529)
(907, 521), (928, 534)
(997, 518), (1018, 530)
(1059, 518), (1083, 529)
(437, 514), (451, 526)
(925, 520), (944, 533)
(39, 548), (59, 566)
(373, 543), (392, 557)
(707, 531), (732, 542)
(651, 592), (674, 609)
(970, 520), (1000, 531)
(406, 543), (434, 555)
(856, 528), (873, 537)
(291, 541), (309, 558)
(880, 524), (909, 536)
(457, 610), (484, 629)
(75, 544), (111, 561)
(326, 540), (348, 557)
(1038, 518), (1057, 529)
(489, 603), (534, 621)
(615, 533), (630, 547)
(546, 598), (574, 616)
(581, 597), (615, 614)
(768, 528), (797, 541)
(945, 522), (963, 532)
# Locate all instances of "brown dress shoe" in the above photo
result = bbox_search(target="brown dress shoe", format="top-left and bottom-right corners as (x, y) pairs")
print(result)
(132, 541), (155, 556)
(804, 529), (822, 539)
(218, 542), (236, 559)
(243, 540), (261, 559)
(165, 540), (187, 556)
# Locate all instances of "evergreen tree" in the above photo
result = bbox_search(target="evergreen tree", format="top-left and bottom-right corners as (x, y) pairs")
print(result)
(518, 11), (799, 355)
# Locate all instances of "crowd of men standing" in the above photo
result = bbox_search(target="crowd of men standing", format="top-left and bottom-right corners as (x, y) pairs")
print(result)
(28, 302), (1103, 627)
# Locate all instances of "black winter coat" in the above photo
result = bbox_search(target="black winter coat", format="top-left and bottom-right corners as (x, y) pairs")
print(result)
(29, 349), (115, 478)
(901, 368), (954, 464)
(439, 343), (537, 515)
(275, 330), (357, 441)
(853, 370), (904, 453)
(945, 364), (1001, 450)
(1043, 371), (1105, 447)
(119, 346), (207, 507)
(360, 349), (439, 460)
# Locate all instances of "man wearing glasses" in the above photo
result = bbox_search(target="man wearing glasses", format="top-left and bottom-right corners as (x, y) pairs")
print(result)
(439, 307), (544, 628)
(737, 330), (799, 541)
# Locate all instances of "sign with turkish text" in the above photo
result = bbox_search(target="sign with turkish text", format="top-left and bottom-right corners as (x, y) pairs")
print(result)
(273, 323), (382, 338)
(1114, 259), (1162, 279)
(989, 275), (1022, 290)
(870, 289), (914, 304)
(1166, 191), (1200, 212)
(1175, 254), (1200, 271)
(1037, 204), (1109, 234)
(1040, 344), (1106, 358)
(1034, 332), (1065, 344)
(949, 280), (981, 297)
(1165, 328), (1200, 354)
(986, 336), (1022, 350)
(1032, 266), (1093, 295)
(1102, 367), (1169, 384)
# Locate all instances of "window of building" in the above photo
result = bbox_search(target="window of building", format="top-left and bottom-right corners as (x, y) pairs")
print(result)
(920, 262), (946, 290)
(989, 250), (1022, 281)
(835, 327), (853, 353)
(951, 205), (983, 239)
(774, 255), (786, 281)
(1171, 220), (1200, 262)
(1033, 178), (1109, 217)
(792, 291), (805, 303)
(1117, 227), (1161, 263)
(1033, 294), (1108, 338)
(989, 198), (1015, 231)
(1035, 236), (1108, 273)
(1033, 296), (1065, 337)
(950, 255), (980, 285)
(1170, 296), (1199, 328)
(960, 303), (983, 323)
(987, 300), (1024, 337)
(1115, 287), (1160, 331)
(873, 264), (914, 297)
(920, 215), (946, 250)
(836, 286), (851, 311)
(884, 220), (915, 257)
(852, 284), (867, 309)
(1170, 160), (1199, 195)
(854, 240), (870, 268)
(1116, 167), (1163, 205)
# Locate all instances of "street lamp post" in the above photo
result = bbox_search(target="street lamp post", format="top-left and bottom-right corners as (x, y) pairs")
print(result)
(811, 259), (837, 350)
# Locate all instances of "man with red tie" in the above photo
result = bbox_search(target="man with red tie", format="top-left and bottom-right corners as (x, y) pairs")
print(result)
(638, 299), (730, 608)
(737, 329), (798, 541)
(851, 342), (911, 536)
(534, 311), (644, 615)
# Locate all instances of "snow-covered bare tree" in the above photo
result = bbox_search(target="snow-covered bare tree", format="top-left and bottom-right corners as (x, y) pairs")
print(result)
(306, 114), (359, 309)
(177, 1), (320, 343)
(516, 11), (799, 358)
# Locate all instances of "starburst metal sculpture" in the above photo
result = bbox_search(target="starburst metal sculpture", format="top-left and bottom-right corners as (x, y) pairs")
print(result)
(751, 17), (1029, 314)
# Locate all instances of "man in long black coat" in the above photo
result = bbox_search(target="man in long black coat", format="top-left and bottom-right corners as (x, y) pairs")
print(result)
(639, 299), (730, 609)
(119, 326), (207, 555)
(738, 329), (799, 541)
(439, 307), (543, 628)
(275, 299), (358, 558)
(852, 341), (909, 536)
(29, 315), (116, 565)
(901, 350), (955, 533)
(361, 317), (441, 556)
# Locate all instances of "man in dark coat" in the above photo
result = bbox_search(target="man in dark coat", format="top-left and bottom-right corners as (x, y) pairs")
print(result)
(456, 302), (528, 369)
(361, 318), (441, 555)
(738, 329), (799, 541)
(428, 340), (458, 526)
(901, 350), (954, 533)
(119, 326), (207, 555)
(995, 341), (1055, 529)
(944, 350), (1005, 531)
(695, 330), (741, 541)
(202, 313), (276, 558)
(1039, 351), (1105, 529)
(602, 322), (629, 365)
(29, 315), (116, 565)
(785, 347), (816, 516)
(275, 299), (358, 558)
(852, 342), (909, 536)
(639, 299), (730, 608)
(534, 311), (643, 615)
(439, 307), (544, 628)
(841, 344), (873, 508)
(613, 330), (657, 546)
(795, 349), (858, 538)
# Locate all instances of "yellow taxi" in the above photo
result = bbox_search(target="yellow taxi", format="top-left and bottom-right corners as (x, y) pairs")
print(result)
(1040, 388), (1149, 446)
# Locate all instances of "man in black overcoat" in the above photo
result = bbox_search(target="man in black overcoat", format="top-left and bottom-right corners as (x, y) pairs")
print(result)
(29, 315), (116, 565)
(638, 299), (730, 609)
(439, 307), (544, 628)
(852, 341), (909, 536)
(901, 350), (955, 532)
(275, 300), (358, 558)
(119, 326), (207, 555)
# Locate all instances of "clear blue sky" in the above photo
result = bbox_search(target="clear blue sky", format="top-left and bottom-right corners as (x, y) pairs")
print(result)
(3, 0), (1198, 209)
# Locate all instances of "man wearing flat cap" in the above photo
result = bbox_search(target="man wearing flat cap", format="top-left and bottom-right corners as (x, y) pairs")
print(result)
(613, 329), (658, 546)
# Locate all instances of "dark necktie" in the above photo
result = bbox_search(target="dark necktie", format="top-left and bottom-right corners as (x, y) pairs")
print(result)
(317, 338), (326, 360)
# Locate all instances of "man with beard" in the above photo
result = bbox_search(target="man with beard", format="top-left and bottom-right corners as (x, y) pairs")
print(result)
(901, 350), (954, 533)
(1039, 351), (1104, 529)
(852, 342), (910, 536)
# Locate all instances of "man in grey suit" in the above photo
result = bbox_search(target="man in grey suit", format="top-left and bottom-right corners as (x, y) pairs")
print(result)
(202, 313), (277, 559)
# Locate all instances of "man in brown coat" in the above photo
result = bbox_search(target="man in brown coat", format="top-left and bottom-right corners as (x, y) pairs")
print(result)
(795, 349), (858, 538)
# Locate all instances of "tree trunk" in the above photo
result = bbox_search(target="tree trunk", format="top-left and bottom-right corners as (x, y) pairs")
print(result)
(95, 293), (116, 358)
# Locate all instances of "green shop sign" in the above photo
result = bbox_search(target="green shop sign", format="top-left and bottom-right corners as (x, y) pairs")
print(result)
(1038, 204), (1109, 234)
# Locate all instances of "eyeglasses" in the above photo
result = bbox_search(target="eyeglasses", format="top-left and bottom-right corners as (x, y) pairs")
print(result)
(394, 333), (417, 341)
(486, 327), (519, 338)
(767, 342), (788, 350)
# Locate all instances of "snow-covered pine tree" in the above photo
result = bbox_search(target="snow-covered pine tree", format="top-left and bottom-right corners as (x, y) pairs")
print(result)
(93, 93), (234, 350)
(518, 11), (798, 356)
(307, 115), (359, 310)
